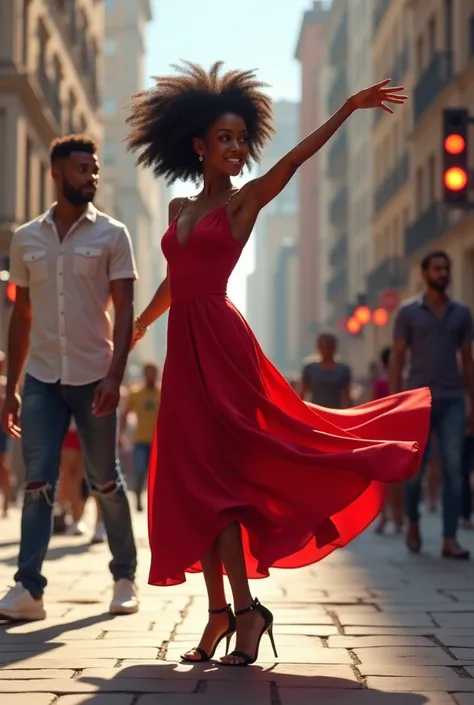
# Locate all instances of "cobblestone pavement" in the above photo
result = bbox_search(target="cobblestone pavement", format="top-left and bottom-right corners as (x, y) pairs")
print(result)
(2, 503), (474, 704)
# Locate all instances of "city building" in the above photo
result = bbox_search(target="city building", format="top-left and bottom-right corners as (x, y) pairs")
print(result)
(102, 0), (166, 363)
(246, 100), (299, 372)
(406, 0), (474, 308)
(368, 0), (474, 360)
(368, 0), (412, 357)
(0, 0), (104, 347)
(318, 0), (351, 355)
(345, 0), (374, 376)
(295, 0), (329, 360)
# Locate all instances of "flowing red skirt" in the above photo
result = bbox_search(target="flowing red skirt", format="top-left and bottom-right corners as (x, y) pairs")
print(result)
(147, 298), (431, 587)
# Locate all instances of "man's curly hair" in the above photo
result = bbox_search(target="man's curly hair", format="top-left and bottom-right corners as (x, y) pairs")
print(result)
(124, 61), (275, 184)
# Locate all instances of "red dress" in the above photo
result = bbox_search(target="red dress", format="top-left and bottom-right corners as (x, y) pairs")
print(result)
(147, 204), (431, 587)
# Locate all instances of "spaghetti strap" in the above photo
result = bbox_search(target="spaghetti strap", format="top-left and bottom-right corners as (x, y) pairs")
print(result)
(176, 198), (189, 216)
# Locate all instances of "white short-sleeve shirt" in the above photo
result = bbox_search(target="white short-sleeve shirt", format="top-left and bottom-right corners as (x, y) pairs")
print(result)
(9, 202), (138, 386)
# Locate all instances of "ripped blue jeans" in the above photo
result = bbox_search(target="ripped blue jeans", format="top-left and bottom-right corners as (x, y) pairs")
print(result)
(15, 374), (137, 599)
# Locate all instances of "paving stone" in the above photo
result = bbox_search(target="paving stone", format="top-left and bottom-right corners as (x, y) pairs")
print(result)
(454, 696), (474, 704)
(367, 676), (474, 691)
(279, 690), (453, 704)
(0, 669), (75, 679)
(433, 614), (474, 628)
(0, 659), (118, 669)
(336, 613), (436, 627)
(0, 678), (197, 693)
(327, 636), (435, 648)
(358, 664), (458, 677)
(0, 696), (56, 705)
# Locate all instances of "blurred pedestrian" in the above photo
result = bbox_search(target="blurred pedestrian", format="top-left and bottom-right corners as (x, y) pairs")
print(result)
(120, 363), (161, 512)
(300, 333), (353, 408)
(0, 134), (138, 621)
(390, 251), (474, 559)
(373, 347), (404, 534)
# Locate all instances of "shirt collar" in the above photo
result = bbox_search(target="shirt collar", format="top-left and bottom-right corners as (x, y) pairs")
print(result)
(40, 202), (98, 225)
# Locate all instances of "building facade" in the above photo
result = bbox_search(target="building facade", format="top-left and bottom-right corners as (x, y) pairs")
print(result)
(368, 0), (474, 359)
(406, 0), (474, 307)
(295, 0), (329, 360)
(246, 100), (299, 370)
(0, 0), (104, 347)
(102, 0), (166, 364)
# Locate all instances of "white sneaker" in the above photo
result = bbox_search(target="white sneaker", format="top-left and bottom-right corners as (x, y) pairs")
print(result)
(0, 583), (46, 621)
(91, 522), (106, 544)
(66, 520), (87, 536)
(109, 579), (139, 615)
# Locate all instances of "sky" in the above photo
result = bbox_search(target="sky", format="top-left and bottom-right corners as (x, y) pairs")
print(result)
(144, 0), (326, 314)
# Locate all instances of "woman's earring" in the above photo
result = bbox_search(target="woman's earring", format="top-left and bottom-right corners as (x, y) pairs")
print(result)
(198, 154), (203, 162)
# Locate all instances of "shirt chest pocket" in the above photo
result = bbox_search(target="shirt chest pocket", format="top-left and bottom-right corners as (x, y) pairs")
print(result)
(73, 246), (102, 277)
(22, 250), (48, 284)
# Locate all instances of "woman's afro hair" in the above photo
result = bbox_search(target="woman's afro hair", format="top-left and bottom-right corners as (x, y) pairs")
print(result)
(124, 60), (275, 185)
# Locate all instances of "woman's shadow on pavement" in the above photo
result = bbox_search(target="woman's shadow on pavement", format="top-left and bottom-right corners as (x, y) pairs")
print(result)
(69, 662), (433, 704)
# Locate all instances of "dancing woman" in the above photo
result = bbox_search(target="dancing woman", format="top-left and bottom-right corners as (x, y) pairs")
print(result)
(126, 62), (430, 666)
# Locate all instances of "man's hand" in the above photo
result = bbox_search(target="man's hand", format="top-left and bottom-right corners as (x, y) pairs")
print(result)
(92, 377), (121, 418)
(1, 392), (22, 437)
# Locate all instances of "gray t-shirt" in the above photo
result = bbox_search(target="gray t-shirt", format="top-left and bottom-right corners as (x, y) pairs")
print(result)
(394, 295), (474, 399)
(302, 362), (351, 408)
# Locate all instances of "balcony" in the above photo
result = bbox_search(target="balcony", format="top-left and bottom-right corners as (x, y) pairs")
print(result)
(328, 66), (347, 115)
(326, 267), (348, 301)
(374, 152), (410, 214)
(367, 257), (408, 305)
(327, 126), (348, 180)
(329, 185), (348, 226)
(329, 232), (348, 268)
(373, 0), (391, 32)
(37, 65), (62, 127)
(329, 10), (348, 66)
(414, 52), (453, 124)
(405, 201), (449, 257)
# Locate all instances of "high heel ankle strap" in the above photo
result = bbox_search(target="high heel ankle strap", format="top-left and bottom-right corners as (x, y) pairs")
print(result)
(235, 598), (260, 616)
(209, 603), (233, 615)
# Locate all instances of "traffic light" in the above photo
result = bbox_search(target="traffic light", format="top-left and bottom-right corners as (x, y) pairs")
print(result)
(442, 108), (469, 206)
(5, 282), (16, 304)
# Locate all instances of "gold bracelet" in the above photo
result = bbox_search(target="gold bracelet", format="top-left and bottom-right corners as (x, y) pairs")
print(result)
(135, 316), (148, 335)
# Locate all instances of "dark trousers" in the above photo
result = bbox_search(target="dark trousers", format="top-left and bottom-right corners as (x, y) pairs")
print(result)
(462, 435), (474, 521)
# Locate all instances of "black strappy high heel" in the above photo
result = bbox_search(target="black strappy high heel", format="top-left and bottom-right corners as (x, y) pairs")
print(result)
(221, 597), (278, 666)
(181, 604), (236, 663)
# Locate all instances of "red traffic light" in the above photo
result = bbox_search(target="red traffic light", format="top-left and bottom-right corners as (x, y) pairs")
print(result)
(373, 308), (388, 327)
(444, 134), (466, 155)
(6, 282), (16, 303)
(354, 305), (371, 326)
(444, 167), (468, 191)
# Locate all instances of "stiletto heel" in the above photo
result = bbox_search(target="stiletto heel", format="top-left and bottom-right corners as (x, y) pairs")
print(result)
(221, 597), (277, 666)
(267, 623), (278, 658)
(225, 632), (232, 656)
(181, 604), (236, 663)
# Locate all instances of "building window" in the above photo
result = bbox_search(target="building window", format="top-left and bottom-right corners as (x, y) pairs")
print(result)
(103, 99), (116, 115)
(428, 17), (436, 57)
(416, 167), (424, 214)
(105, 38), (117, 57)
(104, 140), (116, 166)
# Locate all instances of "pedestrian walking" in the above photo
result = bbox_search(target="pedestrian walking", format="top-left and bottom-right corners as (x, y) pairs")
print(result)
(390, 250), (473, 559)
(0, 134), (139, 621)
(300, 333), (353, 408)
(120, 363), (161, 512)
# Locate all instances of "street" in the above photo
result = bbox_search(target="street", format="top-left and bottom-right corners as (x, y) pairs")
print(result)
(2, 504), (474, 704)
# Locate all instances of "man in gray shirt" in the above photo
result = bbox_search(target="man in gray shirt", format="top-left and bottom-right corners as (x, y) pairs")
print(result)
(300, 333), (352, 409)
(390, 250), (474, 560)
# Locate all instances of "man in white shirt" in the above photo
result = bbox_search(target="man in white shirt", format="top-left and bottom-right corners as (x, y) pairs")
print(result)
(0, 134), (139, 621)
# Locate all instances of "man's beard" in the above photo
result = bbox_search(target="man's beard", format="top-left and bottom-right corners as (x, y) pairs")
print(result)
(62, 178), (95, 206)
(428, 279), (449, 292)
